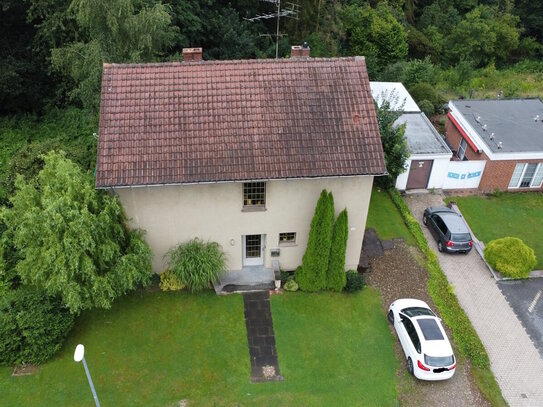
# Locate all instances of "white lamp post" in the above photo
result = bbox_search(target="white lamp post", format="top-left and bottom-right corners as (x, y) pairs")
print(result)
(74, 344), (101, 407)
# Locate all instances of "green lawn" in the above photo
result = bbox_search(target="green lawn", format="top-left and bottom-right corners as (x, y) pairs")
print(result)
(450, 193), (543, 269)
(366, 188), (416, 245)
(0, 289), (397, 406)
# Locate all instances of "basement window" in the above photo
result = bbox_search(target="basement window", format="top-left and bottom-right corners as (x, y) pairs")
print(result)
(243, 182), (266, 207)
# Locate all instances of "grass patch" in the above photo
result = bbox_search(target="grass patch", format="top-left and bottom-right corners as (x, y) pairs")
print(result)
(366, 187), (416, 245)
(388, 189), (505, 406)
(471, 366), (508, 407)
(0, 289), (398, 406)
(449, 193), (543, 269)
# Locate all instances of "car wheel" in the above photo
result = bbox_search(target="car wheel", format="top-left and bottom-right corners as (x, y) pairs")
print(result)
(407, 357), (414, 375)
(387, 310), (394, 324)
(438, 241), (443, 252)
(423, 214), (427, 225)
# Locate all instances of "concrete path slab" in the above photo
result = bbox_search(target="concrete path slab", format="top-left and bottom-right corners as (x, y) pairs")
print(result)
(405, 193), (543, 407)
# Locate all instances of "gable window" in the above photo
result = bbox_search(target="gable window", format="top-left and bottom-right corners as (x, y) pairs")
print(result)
(457, 138), (467, 160)
(509, 163), (543, 188)
(243, 182), (266, 207)
(279, 232), (296, 245)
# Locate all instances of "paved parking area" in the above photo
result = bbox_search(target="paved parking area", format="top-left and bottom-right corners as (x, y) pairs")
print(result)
(499, 279), (543, 358)
(405, 192), (543, 407)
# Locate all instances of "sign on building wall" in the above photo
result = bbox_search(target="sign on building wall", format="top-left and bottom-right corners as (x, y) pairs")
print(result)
(442, 161), (486, 189)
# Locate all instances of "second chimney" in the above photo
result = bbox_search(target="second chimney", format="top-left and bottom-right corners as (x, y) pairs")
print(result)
(291, 42), (310, 59)
(183, 47), (203, 61)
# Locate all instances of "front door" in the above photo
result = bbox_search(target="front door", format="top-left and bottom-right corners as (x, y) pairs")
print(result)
(243, 234), (264, 266)
(406, 160), (433, 190)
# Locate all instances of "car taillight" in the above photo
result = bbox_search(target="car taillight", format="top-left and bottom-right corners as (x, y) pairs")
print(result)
(446, 240), (454, 247)
(449, 363), (457, 370)
(468, 241), (473, 247)
(417, 360), (431, 371)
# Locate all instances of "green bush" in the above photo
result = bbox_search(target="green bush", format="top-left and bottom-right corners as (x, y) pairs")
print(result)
(344, 270), (364, 293)
(298, 190), (334, 292)
(0, 288), (74, 366)
(388, 189), (490, 369)
(418, 99), (435, 117)
(159, 269), (185, 291)
(408, 82), (443, 113)
(165, 238), (226, 292)
(284, 278), (299, 292)
(484, 237), (536, 279)
(327, 209), (348, 292)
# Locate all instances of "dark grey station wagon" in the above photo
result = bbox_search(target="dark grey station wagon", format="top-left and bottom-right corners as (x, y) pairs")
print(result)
(423, 207), (473, 253)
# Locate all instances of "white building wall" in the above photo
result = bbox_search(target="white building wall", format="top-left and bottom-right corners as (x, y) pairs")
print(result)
(114, 176), (374, 273)
(395, 154), (453, 190)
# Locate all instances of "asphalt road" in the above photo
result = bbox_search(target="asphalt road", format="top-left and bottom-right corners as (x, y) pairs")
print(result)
(499, 278), (543, 359)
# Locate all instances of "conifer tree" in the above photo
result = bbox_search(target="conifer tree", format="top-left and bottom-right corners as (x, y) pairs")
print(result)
(327, 208), (348, 292)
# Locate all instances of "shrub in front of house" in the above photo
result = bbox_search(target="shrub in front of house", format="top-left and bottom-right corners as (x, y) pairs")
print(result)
(159, 270), (186, 291)
(327, 208), (348, 292)
(284, 277), (299, 292)
(484, 237), (536, 279)
(0, 288), (74, 366)
(298, 190), (334, 292)
(165, 238), (226, 292)
(344, 270), (365, 293)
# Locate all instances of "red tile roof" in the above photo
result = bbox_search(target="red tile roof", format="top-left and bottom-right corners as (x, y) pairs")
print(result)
(96, 57), (386, 188)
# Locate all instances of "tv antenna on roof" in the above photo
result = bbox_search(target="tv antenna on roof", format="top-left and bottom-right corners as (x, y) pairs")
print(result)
(245, 0), (300, 59)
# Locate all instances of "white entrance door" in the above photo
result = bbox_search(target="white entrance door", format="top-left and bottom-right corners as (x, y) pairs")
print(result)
(243, 234), (265, 266)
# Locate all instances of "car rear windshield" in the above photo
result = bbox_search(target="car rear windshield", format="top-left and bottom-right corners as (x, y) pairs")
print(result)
(401, 307), (436, 318)
(424, 354), (455, 367)
(417, 318), (444, 340)
(451, 233), (471, 242)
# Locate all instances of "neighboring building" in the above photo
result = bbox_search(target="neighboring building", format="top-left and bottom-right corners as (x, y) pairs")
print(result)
(446, 99), (543, 192)
(370, 82), (453, 190)
(96, 47), (386, 284)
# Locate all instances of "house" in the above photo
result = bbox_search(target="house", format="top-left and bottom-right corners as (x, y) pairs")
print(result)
(446, 98), (543, 192)
(370, 82), (453, 190)
(95, 47), (386, 287)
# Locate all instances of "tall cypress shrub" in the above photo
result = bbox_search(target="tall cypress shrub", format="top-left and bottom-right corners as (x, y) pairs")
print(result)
(327, 209), (348, 292)
(298, 189), (335, 292)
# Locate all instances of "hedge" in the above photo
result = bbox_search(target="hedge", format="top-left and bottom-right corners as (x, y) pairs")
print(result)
(388, 189), (490, 369)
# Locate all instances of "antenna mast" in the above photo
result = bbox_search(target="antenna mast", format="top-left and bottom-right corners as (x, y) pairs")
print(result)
(245, 0), (300, 59)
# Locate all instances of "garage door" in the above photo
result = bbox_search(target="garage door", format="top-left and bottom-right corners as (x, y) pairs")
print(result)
(406, 160), (433, 189)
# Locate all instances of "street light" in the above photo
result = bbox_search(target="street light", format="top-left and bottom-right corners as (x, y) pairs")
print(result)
(74, 344), (101, 407)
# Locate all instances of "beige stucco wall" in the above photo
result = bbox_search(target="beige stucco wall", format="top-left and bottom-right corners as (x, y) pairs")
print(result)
(114, 176), (374, 273)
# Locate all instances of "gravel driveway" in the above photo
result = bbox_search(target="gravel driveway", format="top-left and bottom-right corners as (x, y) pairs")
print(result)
(405, 192), (543, 407)
(366, 242), (489, 407)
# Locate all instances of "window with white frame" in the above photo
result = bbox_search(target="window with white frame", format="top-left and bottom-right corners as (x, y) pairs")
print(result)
(279, 232), (296, 245)
(457, 138), (467, 160)
(243, 182), (266, 207)
(509, 163), (543, 188)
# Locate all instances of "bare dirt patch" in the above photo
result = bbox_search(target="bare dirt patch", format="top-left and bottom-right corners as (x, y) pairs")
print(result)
(365, 242), (490, 407)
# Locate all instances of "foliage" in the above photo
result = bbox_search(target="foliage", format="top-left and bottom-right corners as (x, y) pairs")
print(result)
(344, 270), (364, 293)
(284, 278), (299, 292)
(165, 238), (226, 292)
(280, 269), (291, 283)
(159, 269), (185, 291)
(484, 237), (536, 279)
(298, 190), (334, 292)
(327, 209), (348, 292)
(341, 3), (408, 75)
(418, 100), (435, 117)
(1, 152), (153, 313)
(388, 189), (491, 369)
(375, 100), (409, 188)
(51, 0), (177, 109)
(408, 82), (443, 113)
(0, 288), (74, 366)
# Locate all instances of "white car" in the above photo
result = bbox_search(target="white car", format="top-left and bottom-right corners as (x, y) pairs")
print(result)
(388, 299), (456, 381)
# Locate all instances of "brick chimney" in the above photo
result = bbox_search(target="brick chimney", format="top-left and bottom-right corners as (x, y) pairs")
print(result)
(290, 42), (310, 59)
(183, 47), (203, 61)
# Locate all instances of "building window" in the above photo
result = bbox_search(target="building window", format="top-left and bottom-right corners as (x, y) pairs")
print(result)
(509, 163), (543, 188)
(457, 138), (467, 160)
(243, 182), (266, 207)
(279, 232), (296, 245)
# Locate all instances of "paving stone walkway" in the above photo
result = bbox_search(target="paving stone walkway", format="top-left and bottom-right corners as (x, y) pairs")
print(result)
(242, 291), (283, 382)
(405, 193), (543, 407)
